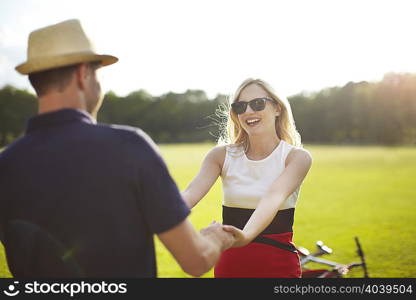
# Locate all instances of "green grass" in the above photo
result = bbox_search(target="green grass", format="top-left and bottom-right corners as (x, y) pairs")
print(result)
(1, 144), (415, 277)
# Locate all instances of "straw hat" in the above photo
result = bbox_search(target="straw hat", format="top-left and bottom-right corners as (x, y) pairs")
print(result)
(15, 19), (118, 75)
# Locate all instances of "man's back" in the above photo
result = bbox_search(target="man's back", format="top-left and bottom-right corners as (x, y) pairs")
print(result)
(0, 109), (190, 277)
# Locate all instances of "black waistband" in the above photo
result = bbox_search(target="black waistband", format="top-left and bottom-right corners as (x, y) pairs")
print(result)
(253, 236), (298, 253)
(222, 205), (294, 235)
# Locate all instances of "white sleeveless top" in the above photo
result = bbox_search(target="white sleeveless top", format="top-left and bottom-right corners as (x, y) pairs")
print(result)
(221, 140), (300, 210)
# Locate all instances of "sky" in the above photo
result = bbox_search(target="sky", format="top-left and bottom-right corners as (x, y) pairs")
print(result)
(1, 0), (416, 99)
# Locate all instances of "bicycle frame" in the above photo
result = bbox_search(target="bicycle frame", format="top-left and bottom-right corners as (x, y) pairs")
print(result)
(299, 236), (369, 278)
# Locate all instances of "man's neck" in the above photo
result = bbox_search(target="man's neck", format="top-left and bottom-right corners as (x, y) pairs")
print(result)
(38, 89), (88, 115)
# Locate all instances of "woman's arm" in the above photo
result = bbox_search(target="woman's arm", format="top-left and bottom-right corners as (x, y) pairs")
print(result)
(158, 219), (234, 277)
(181, 145), (226, 208)
(224, 148), (313, 247)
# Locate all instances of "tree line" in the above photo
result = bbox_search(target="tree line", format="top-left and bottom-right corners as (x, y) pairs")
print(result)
(1, 72), (415, 147)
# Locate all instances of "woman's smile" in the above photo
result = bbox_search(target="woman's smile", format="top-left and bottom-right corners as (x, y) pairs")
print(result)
(245, 117), (261, 127)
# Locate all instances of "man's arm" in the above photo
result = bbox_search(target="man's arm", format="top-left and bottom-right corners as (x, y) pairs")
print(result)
(131, 132), (233, 276)
(158, 219), (234, 277)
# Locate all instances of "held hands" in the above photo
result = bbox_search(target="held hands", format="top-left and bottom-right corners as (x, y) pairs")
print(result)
(200, 221), (251, 249)
(222, 225), (250, 248)
(200, 221), (234, 251)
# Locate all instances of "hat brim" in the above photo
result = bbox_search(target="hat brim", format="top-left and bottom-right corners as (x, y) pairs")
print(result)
(15, 52), (118, 75)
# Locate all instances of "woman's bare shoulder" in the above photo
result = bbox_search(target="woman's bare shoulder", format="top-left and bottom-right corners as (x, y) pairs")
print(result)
(205, 144), (227, 166)
(286, 147), (313, 167)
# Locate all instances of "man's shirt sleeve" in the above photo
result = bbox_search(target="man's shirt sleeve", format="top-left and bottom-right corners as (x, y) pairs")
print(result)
(132, 130), (191, 234)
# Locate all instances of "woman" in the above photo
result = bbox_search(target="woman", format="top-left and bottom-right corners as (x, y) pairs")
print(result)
(181, 78), (312, 277)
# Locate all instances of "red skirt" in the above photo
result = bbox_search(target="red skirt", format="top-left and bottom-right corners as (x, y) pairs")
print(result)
(214, 232), (301, 278)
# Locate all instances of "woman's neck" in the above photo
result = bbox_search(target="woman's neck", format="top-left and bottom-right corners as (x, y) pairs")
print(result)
(245, 134), (281, 160)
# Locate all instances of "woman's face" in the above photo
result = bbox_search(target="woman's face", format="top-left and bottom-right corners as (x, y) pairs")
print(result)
(236, 83), (280, 137)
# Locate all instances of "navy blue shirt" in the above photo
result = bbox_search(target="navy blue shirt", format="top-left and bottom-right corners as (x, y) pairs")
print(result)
(0, 109), (190, 277)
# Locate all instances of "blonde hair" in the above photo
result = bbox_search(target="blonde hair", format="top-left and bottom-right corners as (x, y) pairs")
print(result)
(218, 78), (302, 150)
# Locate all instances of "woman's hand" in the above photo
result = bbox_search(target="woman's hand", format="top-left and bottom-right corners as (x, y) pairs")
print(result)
(200, 221), (235, 251)
(222, 225), (251, 248)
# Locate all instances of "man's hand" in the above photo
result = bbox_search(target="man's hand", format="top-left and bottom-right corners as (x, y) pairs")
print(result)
(200, 221), (234, 251)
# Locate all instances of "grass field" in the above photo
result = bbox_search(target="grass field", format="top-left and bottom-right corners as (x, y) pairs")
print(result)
(1, 144), (415, 278)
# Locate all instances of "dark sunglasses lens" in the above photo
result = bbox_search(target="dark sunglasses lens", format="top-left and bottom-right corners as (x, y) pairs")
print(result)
(232, 102), (247, 114)
(250, 98), (266, 111)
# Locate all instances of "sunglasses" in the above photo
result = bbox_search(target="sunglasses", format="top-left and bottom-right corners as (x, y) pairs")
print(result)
(231, 97), (278, 115)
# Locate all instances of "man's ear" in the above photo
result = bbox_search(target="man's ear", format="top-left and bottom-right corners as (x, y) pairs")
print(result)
(75, 63), (89, 91)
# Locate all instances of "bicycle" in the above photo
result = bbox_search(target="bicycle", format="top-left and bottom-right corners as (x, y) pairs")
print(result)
(299, 237), (369, 278)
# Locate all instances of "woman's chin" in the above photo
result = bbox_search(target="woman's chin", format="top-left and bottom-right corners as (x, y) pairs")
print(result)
(244, 126), (277, 138)
(244, 127), (265, 136)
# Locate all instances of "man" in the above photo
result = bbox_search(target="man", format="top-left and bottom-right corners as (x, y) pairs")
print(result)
(0, 19), (234, 277)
